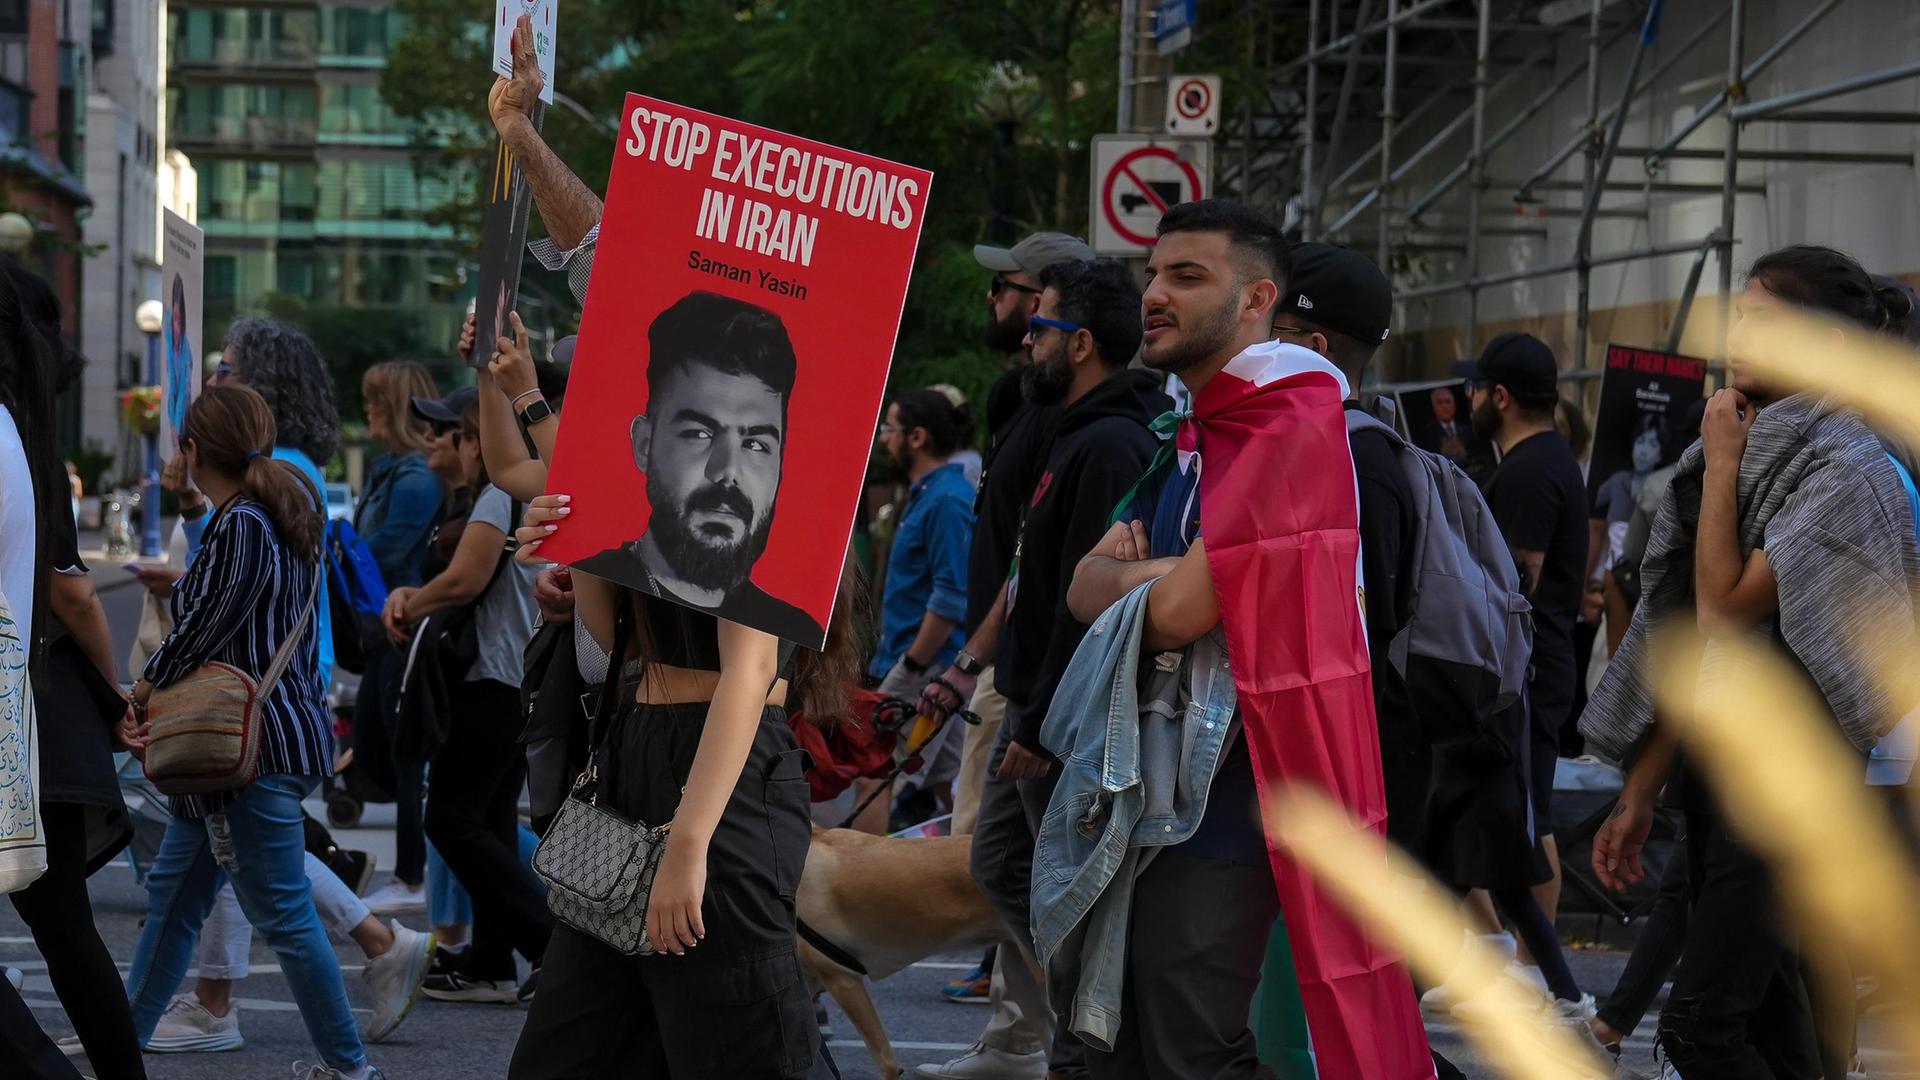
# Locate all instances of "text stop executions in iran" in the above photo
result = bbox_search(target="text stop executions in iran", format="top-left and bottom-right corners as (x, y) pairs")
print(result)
(627, 105), (921, 269)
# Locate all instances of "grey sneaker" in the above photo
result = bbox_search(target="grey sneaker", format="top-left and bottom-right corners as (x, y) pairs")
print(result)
(363, 922), (435, 1042)
(145, 994), (244, 1053)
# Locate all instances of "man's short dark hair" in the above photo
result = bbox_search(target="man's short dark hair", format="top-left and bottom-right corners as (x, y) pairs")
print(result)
(648, 291), (797, 421)
(1038, 259), (1143, 369)
(1155, 199), (1292, 295)
(1292, 316), (1378, 387)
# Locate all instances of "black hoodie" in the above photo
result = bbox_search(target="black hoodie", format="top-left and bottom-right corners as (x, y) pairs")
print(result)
(995, 368), (1173, 747)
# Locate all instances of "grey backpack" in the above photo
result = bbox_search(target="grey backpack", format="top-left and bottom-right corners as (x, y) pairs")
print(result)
(1347, 410), (1534, 739)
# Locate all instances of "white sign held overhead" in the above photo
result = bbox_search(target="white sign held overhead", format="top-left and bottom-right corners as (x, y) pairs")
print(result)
(493, 0), (557, 105)
(1165, 74), (1221, 135)
(1089, 135), (1211, 256)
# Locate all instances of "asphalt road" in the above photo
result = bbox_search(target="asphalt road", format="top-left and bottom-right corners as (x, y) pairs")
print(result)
(18, 810), (1917, 1080)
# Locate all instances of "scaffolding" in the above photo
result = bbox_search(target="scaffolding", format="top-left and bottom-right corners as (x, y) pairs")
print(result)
(1225, 0), (1920, 375)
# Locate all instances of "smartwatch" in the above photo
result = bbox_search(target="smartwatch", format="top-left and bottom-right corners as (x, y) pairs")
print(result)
(518, 396), (555, 428)
(953, 650), (984, 677)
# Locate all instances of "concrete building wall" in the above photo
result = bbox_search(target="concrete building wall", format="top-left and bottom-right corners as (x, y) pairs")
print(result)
(79, 0), (188, 470)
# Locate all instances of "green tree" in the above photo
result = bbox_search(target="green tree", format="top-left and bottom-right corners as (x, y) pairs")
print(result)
(383, 0), (1130, 422)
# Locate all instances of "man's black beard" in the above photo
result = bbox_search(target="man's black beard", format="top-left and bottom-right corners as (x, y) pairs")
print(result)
(1470, 395), (1502, 441)
(647, 473), (775, 595)
(983, 309), (1029, 353)
(1021, 350), (1073, 406)
(1142, 295), (1241, 374)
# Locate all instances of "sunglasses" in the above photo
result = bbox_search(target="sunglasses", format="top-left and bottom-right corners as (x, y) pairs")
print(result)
(989, 276), (1041, 298)
(210, 362), (236, 384)
(1028, 315), (1082, 337)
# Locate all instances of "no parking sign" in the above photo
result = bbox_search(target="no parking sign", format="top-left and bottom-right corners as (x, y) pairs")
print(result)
(1089, 134), (1211, 256)
(1165, 74), (1221, 135)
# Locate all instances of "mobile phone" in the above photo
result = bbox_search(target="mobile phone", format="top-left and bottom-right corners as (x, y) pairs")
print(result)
(122, 562), (144, 574)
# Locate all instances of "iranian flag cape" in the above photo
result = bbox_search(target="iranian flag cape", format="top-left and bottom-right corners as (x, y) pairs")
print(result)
(1182, 341), (1431, 1079)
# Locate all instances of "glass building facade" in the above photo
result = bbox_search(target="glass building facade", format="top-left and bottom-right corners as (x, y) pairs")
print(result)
(168, 0), (467, 347)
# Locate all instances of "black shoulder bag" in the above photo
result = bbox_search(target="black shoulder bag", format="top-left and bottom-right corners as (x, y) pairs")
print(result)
(391, 501), (520, 767)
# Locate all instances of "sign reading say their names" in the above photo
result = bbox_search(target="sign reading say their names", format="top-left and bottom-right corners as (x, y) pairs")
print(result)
(1165, 74), (1221, 135)
(1089, 134), (1211, 256)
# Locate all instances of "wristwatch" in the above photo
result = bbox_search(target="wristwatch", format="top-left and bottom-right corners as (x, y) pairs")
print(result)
(900, 654), (930, 675)
(953, 650), (984, 677)
(518, 395), (555, 428)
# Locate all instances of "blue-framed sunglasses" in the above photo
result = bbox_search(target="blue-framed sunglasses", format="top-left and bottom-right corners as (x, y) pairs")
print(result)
(1028, 315), (1082, 336)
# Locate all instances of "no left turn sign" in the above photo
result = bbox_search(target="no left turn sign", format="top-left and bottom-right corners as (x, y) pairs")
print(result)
(1090, 135), (1211, 255)
(1165, 73), (1221, 135)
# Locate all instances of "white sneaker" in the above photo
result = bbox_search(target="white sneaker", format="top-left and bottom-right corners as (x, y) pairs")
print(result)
(293, 1062), (387, 1079)
(1450, 961), (1562, 1021)
(1544, 993), (1613, 1058)
(363, 880), (426, 916)
(363, 922), (435, 1042)
(913, 1042), (1047, 1079)
(1421, 931), (1517, 1013)
(145, 994), (244, 1053)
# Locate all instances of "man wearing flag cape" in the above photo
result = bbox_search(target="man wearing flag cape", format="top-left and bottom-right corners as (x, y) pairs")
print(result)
(1062, 200), (1431, 1079)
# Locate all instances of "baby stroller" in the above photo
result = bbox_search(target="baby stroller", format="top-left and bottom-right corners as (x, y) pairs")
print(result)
(316, 670), (391, 829)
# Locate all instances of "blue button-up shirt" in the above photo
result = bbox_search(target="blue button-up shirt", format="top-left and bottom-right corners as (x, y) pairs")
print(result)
(871, 462), (974, 678)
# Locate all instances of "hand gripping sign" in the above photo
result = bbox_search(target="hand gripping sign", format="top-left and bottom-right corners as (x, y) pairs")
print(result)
(541, 95), (933, 650)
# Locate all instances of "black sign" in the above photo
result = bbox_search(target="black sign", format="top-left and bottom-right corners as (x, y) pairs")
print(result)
(1587, 342), (1709, 525)
(469, 103), (546, 366)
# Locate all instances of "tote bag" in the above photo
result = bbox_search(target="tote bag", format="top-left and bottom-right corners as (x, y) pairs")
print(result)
(0, 584), (47, 894)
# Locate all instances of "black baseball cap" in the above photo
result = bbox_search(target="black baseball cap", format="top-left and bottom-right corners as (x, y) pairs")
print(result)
(410, 385), (478, 426)
(1453, 332), (1558, 401)
(1279, 243), (1392, 345)
(973, 232), (1096, 279)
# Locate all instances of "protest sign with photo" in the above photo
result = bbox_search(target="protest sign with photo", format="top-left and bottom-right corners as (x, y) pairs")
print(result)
(540, 94), (934, 649)
(492, 0), (555, 104)
(160, 210), (204, 460)
(1395, 380), (1482, 465)
(469, 102), (545, 367)
(1587, 342), (1708, 536)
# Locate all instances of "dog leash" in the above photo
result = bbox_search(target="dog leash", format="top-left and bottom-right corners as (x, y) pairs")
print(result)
(797, 917), (869, 976)
(833, 697), (979, 831)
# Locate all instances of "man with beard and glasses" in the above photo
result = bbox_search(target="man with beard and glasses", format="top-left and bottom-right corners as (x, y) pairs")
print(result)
(930, 258), (1163, 1080)
(912, 231), (1092, 1070)
(1058, 200), (1428, 1079)
(871, 389), (974, 701)
(574, 290), (823, 646)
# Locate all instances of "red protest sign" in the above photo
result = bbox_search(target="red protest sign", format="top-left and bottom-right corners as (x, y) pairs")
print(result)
(542, 94), (933, 650)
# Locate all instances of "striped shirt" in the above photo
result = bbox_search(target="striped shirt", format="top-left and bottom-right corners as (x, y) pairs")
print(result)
(144, 498), (331, 817)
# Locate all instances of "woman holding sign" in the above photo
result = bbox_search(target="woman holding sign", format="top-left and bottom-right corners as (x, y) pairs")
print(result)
(508, 491), (861, 1078)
